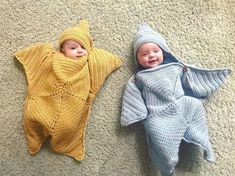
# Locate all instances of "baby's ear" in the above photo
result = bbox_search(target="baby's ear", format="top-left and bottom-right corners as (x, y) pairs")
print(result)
(60, 47), (65, 53)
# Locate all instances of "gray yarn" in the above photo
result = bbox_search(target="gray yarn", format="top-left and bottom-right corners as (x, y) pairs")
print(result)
(121, 23), (231, 176)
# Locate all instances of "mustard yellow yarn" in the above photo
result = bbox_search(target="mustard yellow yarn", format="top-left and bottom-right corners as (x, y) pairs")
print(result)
(14, 21), (122, 160)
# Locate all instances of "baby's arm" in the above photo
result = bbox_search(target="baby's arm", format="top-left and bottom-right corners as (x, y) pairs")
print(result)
(88, 48), (122, 94)
(121, 76), (148, 126)
(14, 44), (53, 86)
(181, 66), (231, 100)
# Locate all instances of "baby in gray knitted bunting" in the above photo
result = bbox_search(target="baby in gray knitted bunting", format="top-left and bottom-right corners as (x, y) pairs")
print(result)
(120, 23), (231, 176)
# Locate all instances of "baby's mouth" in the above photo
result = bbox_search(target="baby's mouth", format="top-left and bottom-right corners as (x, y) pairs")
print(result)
(148, 59), (158, 64)
(77, 55), (83, 58)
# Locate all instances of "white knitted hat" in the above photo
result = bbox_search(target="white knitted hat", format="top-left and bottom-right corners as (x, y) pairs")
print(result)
(133, 23), (171, 62)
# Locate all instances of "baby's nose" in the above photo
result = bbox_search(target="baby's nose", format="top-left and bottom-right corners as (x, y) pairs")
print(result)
(77, 49), (83, 53)
(149, 52), (155, 57)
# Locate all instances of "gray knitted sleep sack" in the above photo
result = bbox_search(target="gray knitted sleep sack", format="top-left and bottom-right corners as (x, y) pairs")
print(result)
(120, 23), (231, 176)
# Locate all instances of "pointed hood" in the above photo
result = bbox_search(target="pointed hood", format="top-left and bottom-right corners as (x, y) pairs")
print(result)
(59, 20), (93, 53)
(133, 23), (178, 67)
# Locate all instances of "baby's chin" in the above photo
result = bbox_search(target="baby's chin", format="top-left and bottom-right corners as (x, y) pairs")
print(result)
(68, 56), (86, 60)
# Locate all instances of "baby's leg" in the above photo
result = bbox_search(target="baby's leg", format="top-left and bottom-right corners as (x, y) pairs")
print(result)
(24, 118), (48, 154)
(146, 131), (177, 176)
(143, 111), (187, 175)
(183, 98), (215, 162)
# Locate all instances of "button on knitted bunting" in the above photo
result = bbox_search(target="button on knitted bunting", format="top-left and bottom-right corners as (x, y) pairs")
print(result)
(121, 23), (231, 176)
(14, 20), (122, 160)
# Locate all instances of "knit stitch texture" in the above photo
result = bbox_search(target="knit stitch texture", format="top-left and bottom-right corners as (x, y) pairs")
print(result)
(14, 21), (122, 160)
(121, 24), (231, 176)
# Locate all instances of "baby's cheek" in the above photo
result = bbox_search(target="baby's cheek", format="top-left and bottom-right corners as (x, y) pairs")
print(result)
(84, 50), (88, 55)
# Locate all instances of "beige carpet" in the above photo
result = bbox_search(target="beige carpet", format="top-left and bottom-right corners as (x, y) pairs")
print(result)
(0, 0), (234, 175)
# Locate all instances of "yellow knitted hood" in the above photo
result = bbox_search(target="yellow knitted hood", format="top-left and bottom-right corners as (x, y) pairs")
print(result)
(59, 20), (93, 52)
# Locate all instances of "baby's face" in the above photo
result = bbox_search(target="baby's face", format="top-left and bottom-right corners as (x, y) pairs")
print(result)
(137, 43), (163, 69)
(61, 40), (88, 60)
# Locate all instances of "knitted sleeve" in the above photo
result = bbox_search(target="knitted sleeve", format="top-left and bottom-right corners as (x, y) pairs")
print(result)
(182, 66), (231, 99)
(121, 76), (148, 126)
(88, 48), (122, 93)
(14, 44), (53, 86)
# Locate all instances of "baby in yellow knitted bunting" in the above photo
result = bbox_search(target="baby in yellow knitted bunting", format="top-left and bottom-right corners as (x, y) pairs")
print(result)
(14, 20), (122, 160)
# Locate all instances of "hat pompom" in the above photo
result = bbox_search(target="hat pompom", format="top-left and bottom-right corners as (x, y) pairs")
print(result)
(76, 20), (90, 33)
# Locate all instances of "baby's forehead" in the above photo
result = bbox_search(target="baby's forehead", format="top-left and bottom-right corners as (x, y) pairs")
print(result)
(138, 43), (161, 52)
(63, 40), (82, 46)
